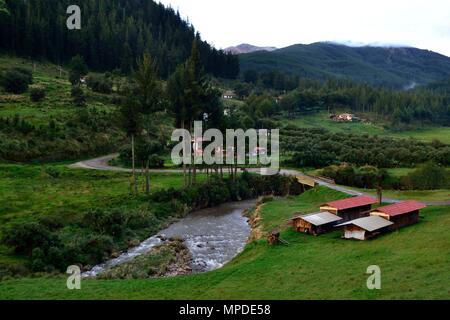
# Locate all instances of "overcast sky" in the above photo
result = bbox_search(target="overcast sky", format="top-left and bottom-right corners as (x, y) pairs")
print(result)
(158, 0), (450, 56)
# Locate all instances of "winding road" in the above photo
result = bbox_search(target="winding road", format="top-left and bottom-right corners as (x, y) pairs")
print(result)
(70, 154), (450, 206)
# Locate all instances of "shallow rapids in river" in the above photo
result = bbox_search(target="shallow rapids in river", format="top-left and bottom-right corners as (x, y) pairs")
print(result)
(82, 199), (256, 277)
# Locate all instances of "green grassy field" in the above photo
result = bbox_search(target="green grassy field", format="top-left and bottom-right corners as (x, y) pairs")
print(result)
(0, 164), (192, 224)
(1, 186), (448, 300)
(287, 112), (450, 144)
(351, 187), (450, 202)
(0, 163), (207, 266)
(389, 127), (450, 144)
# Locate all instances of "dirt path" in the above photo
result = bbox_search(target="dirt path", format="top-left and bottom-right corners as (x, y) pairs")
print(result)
(70, 155), (450, 206)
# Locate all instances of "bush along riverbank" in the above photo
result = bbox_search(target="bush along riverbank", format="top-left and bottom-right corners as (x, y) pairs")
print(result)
(0, 172), (302, 279)
(98, 237), (192, 279)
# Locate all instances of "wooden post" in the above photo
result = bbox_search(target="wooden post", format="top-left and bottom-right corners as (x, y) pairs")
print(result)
(145, 159), (150, 196)
(376, 185), (382, 204)
(182, 120), (187, 187)
(131, 134), (137, 194)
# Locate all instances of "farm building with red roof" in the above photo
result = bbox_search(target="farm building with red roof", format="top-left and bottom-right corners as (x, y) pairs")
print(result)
(320, 195), (377, 222)
(370, 200), (426, 230)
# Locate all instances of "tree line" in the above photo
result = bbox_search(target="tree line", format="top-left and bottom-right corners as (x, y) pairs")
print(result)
(279, 79), (450, 125)
(281, 126), (450, 169)
(0, 0), (239, 78)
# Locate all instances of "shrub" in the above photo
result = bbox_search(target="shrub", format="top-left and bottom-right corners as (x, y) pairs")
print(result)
(68, 55), (88, 85)
(29, 248), (46, 272)
(1, 222), (59, 256)
(29, 85), (46, 102)
(83, 208), (126, 238)
(81, 235), (114, 265)
(71, 86), (86, 106)
(86, 74), (113, 94)
(0, 69), (32, 93)
(44, 166), (61, 178)
(401, 162), (450, 190)
(147, 154), (164, 168)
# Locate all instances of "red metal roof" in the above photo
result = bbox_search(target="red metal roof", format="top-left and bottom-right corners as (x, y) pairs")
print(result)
(373, 200), (427, 217)
(322, 196), (377, 210)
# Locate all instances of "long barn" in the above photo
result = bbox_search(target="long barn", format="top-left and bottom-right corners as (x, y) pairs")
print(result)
(320, 196), (377, 222)
(370, 200), (426, 230)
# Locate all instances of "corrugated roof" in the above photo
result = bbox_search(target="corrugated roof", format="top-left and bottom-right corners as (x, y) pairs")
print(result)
(372, 200), (427, 217)
(322, 195), (377, 210)
(292, 212), (342, 226)
(336, 216), (393, 232)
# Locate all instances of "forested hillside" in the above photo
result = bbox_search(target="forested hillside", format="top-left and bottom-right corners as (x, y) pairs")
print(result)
(0, 0), (239, 78)
(240, 42), (450, 88)
(278, 79), (450, 125)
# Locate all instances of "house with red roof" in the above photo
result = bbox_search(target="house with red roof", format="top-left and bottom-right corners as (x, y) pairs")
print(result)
(320, 195), (377, 222)
(370, 200), (427, 230)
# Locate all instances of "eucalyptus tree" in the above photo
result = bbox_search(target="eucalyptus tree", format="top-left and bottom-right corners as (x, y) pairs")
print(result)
(133, 53), (163, 194)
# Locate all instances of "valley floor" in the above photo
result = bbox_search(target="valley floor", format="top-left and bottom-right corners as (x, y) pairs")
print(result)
(287, 112), (450, 144)
(0, 186), (449, 300)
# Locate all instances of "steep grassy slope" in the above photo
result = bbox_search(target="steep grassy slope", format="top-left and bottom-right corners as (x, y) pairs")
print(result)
(240, 42), (450, 88)
(1, 187), (448, 300)
(0, 55), (127, 162)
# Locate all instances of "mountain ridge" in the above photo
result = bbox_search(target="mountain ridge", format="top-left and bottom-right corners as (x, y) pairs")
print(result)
(224, 43), (277, 55)
(239, 42), (450, 88)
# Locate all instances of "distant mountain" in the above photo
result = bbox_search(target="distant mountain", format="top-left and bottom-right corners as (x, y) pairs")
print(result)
(239, 42), (450, 88)
(225, 43), (277, 55)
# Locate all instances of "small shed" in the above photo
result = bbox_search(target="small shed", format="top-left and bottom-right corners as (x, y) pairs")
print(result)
(291, 212), (343, 235)
(320, 195), (377, 222)
(336, 216), (394, 240)
(370, 200), (426, 230)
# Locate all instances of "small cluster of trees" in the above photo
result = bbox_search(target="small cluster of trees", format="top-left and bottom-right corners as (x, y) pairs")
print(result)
(120, 40), (227, 193)
(401, 162), (450, 190)
(320, 164), (388, 189)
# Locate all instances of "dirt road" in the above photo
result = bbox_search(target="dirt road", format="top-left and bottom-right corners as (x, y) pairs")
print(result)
(70, 155), (450, 206)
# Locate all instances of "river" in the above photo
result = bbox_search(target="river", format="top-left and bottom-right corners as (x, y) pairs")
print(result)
(82, 199), (256, 277)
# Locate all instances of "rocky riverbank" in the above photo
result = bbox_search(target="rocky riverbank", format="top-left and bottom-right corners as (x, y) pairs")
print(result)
(97, 238), (192, 279)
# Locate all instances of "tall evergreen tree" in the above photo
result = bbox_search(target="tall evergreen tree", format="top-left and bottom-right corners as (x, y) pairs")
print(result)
(133, 52), (163, 195)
